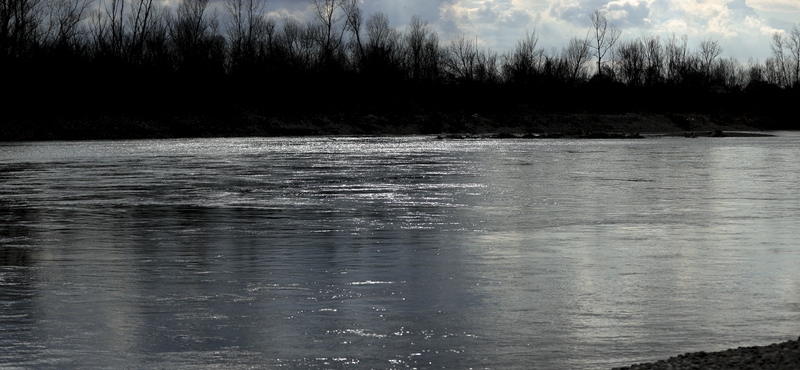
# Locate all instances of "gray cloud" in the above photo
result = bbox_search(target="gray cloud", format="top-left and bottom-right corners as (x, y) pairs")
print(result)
(726, 0), (759, 19)
(260, 0), (308, 11)
(607, 1), (651, 27)
(260, 0), (449, 29)
(548, 0), (628, 27)
(766, 17), (798, 32)
(474, 1), (533, 27)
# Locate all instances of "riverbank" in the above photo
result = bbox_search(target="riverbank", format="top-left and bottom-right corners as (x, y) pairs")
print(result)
(614, 337), (800, 370)
(1, 110), (773, 141)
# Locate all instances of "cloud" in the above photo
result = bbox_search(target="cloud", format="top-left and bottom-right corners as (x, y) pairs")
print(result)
(475, 0), (534, 27)
(726, 0), (759, 20)
(766, 18), (799, 33)
(547, 0), (610, 27)
(436, 1), (539, 48)
(747, 0), (800, 12)
(605, 0), (652, 27)
(439, 0), (534, 31)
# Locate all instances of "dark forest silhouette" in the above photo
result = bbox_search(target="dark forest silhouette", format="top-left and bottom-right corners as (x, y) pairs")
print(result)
(2, 0), (799, 138)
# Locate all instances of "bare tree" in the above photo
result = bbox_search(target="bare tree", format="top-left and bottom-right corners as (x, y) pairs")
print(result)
(277, 17), (310, 68)
(224, 0), (271, 71)
(172, 0), (217, 46)
(563, 33), (591, 81)
(713, 56), (745, 88)
(729, 57), (748, 89)
(640, 33), (663, 85)
(769, 32), (790, 87)
(341, 0), (363, 63)
(141, 4), (170, 68)
(421, 27), (442, 82)
(589, 9), (620, 77)
(747, 58), (764, 83)
(91, 0), (158, 60)
(764, 57), (782, 85)
(171, 0), (222, 73)
(542, 47), (569, 81)
(365, 11), (397, 54)
(361, 11), (400, 77)
(447, 34), (477, 81)
(404, 14), (440, 81)
(87, 6), (108, 55)
(444, 34), (498, 83)
(665, 33), (688, 84)
(405, 14), (426, 79)
(474, 47), (498, 83)
(1, 0), (48, 57)
(104, 0), (126, 56)
(310, 0), (344, 61)
(276, 19), (323, 70)
(126, 0), (157, 62)
(46, 0), (93, 48)
(785, 24), (800, 86)
(615, 38), (645, 86)
(501, 29), (542, 83)
(697, 38), (722, 74)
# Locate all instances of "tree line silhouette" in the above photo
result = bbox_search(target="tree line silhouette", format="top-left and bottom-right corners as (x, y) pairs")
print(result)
(3, 0), (799, 130)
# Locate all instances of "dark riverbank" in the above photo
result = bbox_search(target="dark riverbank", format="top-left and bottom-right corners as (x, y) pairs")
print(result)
(613, 337), (800, 370)
(1, 110), (775, 141)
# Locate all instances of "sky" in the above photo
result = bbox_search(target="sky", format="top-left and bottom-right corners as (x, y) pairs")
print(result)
(213, 0), (800, 61)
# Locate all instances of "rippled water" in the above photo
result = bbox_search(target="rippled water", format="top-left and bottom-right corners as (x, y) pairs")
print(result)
(1, 134), (799, 369)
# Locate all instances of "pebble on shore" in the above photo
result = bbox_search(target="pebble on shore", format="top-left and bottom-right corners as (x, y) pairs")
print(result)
(613, 337), (800, 370)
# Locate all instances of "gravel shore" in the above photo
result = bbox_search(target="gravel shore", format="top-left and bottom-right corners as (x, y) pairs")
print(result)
(613, 337), (800, 370)
(2, 112), (765, 141)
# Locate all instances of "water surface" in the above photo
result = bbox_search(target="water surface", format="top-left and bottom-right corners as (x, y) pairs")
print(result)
(2, 134), (799, 369)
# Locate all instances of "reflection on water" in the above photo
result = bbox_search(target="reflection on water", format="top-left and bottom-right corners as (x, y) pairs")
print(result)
(1, 135), (799, 369)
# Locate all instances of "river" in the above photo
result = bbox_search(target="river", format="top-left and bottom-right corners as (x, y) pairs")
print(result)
(1, 134), (799, 369)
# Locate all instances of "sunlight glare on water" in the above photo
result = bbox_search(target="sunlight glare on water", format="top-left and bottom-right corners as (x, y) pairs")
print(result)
(1, 134), (800, 369)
